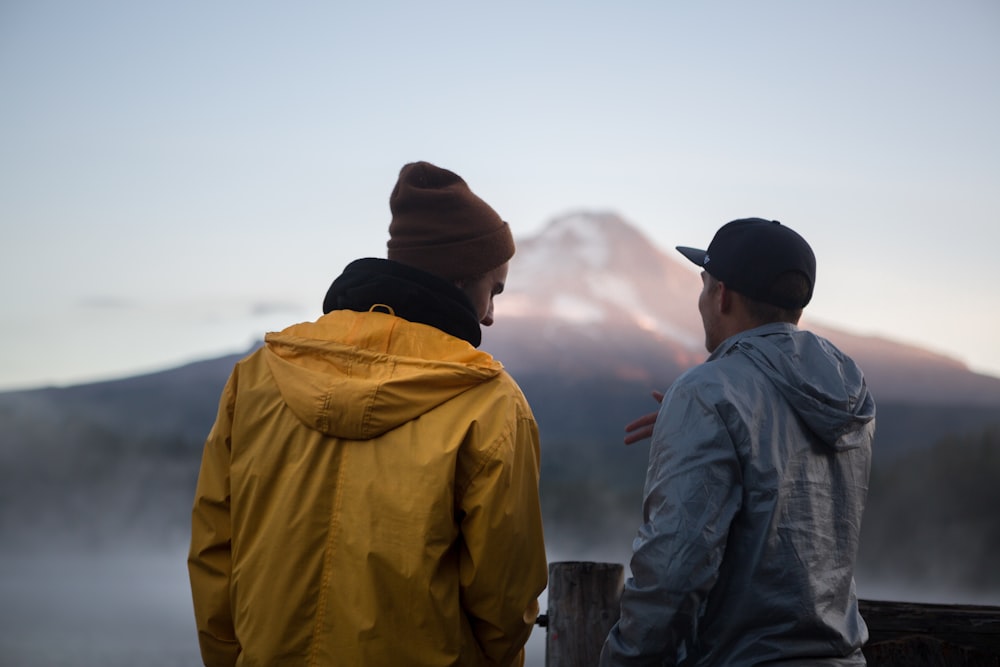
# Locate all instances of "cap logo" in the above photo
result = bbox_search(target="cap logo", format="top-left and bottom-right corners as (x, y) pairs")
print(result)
(703, 253), (710, 265)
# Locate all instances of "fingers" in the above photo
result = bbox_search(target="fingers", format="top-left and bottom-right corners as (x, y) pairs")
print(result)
(623, 426), (655, 446)
(623, 411), (658, 446)
(622, 390), (665, 445)
(624, 412), (657, 433)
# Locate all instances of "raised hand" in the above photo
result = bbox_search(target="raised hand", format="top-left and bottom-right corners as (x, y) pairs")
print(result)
(623, 390), (665, 445)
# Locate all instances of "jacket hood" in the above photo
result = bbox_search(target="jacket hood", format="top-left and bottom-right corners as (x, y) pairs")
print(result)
(262, 310), (504, 440)
(715, 323), (876, 451)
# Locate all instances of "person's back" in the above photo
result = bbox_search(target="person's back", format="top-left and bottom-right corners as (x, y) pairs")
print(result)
(189, 162), (547, 667)
(660, 324), (872, 665)
(602, 218), (874, 666)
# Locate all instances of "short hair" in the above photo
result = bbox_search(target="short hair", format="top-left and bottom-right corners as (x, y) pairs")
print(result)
(739, 271), (810, 324)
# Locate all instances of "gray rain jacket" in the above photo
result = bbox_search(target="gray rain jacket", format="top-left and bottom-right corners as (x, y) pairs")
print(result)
(602, 323), (875, 666)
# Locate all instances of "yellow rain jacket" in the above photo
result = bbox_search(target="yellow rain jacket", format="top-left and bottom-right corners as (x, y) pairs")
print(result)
(189, 309), (547, 666)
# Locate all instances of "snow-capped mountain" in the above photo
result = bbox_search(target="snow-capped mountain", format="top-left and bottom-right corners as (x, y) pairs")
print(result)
(484, 211), (1000, 406)
(498, 211), (703, 349)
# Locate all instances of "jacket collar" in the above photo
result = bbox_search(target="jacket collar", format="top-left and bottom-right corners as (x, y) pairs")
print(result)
(708, 321), (799, 361)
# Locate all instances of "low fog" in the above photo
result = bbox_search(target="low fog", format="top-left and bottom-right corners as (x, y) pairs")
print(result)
(0, 547), (198, 666)
(2, 531), (997, 667)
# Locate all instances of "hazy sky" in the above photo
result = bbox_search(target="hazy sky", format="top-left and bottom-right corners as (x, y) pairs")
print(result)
(2, 1), (998, 391)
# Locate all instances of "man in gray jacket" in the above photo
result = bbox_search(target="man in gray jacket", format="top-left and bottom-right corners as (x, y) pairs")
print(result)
(601, 218), (875, 666)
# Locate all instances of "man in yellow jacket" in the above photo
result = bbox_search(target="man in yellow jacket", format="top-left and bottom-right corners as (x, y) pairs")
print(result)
(188, 161), (548, 666)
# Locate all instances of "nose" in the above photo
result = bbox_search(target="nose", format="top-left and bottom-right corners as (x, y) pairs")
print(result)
(481, 299), (495, 327)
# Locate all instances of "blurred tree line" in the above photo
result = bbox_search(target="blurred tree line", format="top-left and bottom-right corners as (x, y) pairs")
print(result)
(859, 425), (1000, 594)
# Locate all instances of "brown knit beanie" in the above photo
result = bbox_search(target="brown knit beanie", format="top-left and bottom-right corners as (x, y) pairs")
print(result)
(387, 161), (515, 281)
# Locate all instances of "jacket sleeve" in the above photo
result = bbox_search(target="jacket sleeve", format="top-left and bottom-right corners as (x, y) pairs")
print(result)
(188, 371), (241, 667)
(458, 401), (548, 666)
(601, 378), (742, 666)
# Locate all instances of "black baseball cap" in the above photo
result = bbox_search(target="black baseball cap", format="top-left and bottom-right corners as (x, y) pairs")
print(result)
(676, 218), (816, 309)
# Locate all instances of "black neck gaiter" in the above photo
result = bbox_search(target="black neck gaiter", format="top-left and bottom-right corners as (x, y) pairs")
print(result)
(322, 258), (483, 347)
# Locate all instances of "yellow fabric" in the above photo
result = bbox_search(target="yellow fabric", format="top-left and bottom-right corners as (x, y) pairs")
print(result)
(188, 310), (547, 666)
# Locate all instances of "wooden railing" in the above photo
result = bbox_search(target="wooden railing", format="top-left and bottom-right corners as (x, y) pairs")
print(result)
(539, 561), (1000, 666)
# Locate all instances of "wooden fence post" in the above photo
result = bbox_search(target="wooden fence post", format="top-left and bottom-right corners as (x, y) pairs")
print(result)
(545, 561), (624, 667)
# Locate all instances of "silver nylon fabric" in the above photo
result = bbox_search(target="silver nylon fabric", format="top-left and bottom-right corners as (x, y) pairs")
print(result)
(602, 322), (875, 666)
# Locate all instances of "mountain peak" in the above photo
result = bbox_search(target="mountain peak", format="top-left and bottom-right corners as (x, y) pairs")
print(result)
(529, 211), (654, 270)
(497, 212), (705, 349)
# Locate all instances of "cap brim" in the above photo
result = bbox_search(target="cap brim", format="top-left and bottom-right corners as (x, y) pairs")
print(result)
(676, 246), (707, 268)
